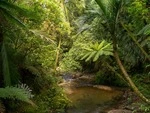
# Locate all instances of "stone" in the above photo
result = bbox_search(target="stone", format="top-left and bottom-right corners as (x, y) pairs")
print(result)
(107, 109), (132, 113)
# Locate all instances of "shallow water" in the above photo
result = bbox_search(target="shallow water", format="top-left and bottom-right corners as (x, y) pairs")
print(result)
(65, 86), (122, 113)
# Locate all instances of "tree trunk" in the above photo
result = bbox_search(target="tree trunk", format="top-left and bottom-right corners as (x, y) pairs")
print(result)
(54, 37), (61, 75)
(112, 34), (150, 104)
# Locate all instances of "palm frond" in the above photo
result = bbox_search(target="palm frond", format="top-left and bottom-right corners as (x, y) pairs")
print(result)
(95, 0), (108, 16)
(0, 0), (35, 28)
(95, 0), (124, 31)
(1, 43), (11, 86)
(138, 24), (150, 35)
(0, 0), (33, 18)
(1, 7), (26, 27)
(0, 1), (24, 12)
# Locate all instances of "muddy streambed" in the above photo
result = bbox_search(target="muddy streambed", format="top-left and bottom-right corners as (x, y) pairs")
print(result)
(63, 85), (123, 113)
(60, 73), (123, 113)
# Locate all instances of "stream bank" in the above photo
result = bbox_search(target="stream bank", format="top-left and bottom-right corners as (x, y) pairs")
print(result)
(59, 72), (125, 113)
(59, 72), (146, 113)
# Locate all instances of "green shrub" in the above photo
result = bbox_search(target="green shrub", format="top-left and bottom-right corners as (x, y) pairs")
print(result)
(24, 86), (69, 113)
(95, 71), (127, 87)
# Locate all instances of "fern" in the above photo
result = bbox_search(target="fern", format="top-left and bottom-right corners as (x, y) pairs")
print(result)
(85, 51), (97, 62)
(0, 85), (34, 105)
(93, 50), (103, 61)
(80, 40), (113, 62)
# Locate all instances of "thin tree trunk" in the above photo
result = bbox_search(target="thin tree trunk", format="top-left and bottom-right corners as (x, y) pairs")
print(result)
(112, 34), (150, 104)
(54, 37), (61, 75)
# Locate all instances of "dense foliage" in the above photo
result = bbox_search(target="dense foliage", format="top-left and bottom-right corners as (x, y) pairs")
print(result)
(0, 0), (149, 112)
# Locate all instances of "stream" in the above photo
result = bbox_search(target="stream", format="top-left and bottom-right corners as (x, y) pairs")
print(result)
(61, 73), (123, 113)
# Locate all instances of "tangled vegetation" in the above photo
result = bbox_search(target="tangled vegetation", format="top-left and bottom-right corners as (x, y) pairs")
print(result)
(0, 0), (149, 112)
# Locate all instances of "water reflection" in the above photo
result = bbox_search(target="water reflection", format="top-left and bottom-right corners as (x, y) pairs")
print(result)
(65, 86), (122, 113)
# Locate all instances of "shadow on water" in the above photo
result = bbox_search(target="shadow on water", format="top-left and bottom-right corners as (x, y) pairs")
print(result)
(64, 86), (122, 113)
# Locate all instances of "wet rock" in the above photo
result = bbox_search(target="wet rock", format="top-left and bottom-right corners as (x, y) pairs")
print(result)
(72, 72), (82, 79)
(107, 109), (132, 113)
(93, 85), (114, 91)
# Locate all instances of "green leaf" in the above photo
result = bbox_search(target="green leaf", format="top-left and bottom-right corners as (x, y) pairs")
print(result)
(104, 51), (113, 56)
(1, 43), (11, 86)
(93, 50), (102, 62)
(81, 52), (92, 60)
(101, 43), (112, 50)
(138, 24), (150, 35)
(1, 7), (26, 28)
(85, 51), (96, 62)
(98, 40), (105, 50)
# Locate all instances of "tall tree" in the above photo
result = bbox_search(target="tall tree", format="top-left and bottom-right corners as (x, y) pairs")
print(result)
(95, 0), (150, 103)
